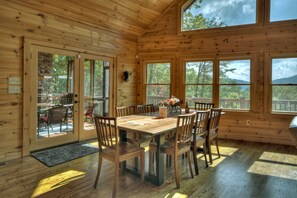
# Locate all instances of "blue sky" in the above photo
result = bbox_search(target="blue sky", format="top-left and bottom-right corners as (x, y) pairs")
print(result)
(270, 0), (297, 22)
(189, 0), (297, 26)
(220, 60), (250, 82)
(272, 58), (297, 80)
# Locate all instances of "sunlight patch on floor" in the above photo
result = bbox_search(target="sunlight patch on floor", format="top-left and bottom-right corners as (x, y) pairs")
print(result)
(205, 145), (239, 167)
(83, 141), (98, 148)
(259, 152), (297, 164)
(248, 153), (297, 180)
(32, 170), (86, 197)
(164, 192), (188, 198)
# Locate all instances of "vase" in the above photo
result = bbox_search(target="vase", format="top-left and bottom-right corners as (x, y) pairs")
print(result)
(159, 106), (168, 118)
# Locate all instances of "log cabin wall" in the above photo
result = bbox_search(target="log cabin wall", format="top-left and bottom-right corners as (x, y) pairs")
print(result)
(137, 0), (297, 146)
(0, 1), (140, 162)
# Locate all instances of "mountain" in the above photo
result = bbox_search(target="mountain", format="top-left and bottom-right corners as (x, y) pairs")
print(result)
(273, 75), (297, 84)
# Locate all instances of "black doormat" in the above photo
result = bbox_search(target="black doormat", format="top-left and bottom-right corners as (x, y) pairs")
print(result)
(31, 141), (98, 167)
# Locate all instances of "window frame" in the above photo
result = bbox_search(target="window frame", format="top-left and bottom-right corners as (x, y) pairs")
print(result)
(178, 0), (263, 34)
(218, 58), (253, 111)
(182, 54), (256, 112)
(144, 61), (172, 104)
(265, 52), (297, 114)
(184, 58), (215, 108)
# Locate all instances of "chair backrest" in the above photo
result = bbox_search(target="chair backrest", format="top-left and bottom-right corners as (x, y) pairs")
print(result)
(194, 110), (210, 138)
(48, 106), (68, 124)
(116, 106), (128, 117)
(115, 106), (136, 117)
(144, 104), (154, 113)
(136, 105), (145, 114)
(208, 108), (222, 134)
(195, 102), (214, 110)
(85, 104), (98, 117)
(60, 93), (73, 105)
(94, 115), (118, 151)
(175, 112), (196, 146)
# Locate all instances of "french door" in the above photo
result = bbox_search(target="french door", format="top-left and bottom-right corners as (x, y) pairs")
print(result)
(79, 54), (112, 140)
(27, 45), (114, 151)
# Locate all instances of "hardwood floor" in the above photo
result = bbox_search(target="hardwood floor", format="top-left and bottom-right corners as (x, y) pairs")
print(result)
(1, 140), (297, 198)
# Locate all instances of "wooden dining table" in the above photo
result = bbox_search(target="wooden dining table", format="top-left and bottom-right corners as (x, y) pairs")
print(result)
(116, 110), (188, 186)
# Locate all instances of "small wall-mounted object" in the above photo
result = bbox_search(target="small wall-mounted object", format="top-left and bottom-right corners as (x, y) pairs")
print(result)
(123, 71), (131, 82)
(8, 76), (21, 94)
(9, 77), (21, 85)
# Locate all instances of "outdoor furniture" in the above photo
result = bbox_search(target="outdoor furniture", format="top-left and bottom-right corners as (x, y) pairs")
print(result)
(84, 104), (97, 122)
(39, 105), (68, 137)
(94, 115), (145, 198)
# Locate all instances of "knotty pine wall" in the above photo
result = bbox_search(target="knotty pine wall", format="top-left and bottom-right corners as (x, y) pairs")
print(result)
(137, 2), (297, 146)
(0, 2), (137, 162)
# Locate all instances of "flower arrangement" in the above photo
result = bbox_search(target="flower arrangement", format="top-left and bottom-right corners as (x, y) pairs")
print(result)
(161, 96), (181, 107)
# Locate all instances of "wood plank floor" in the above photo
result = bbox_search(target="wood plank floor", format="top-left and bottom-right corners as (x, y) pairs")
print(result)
(1, 140), (297, 198)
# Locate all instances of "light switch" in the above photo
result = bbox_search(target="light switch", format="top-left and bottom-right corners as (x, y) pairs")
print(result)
(8, 77), (21, 85)
(8, 86), (21, 93)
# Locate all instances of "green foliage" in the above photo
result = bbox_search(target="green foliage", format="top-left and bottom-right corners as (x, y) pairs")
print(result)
(147, 63), (170, 98)
(182, 0), (226, 31)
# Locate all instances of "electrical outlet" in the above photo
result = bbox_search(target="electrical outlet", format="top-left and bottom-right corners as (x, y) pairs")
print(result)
(8, 86), (21, 93)
(8, 77), (21, 85)
(246, 120), (250, 126)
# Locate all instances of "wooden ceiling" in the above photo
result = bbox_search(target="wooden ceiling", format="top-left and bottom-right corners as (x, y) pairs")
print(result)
(12, 0), (176, 40)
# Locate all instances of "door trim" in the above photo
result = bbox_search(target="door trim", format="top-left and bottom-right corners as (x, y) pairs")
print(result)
(23, 38), (116, 156)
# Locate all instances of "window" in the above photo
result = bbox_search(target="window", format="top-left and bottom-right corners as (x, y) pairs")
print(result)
(146, 63), (170, 104)
(185, 61), (213, 107)
(219, 60), (251, 110)
(182, 0), (257, 31)
(271, 57), (297, 112)
(270, 0), (297, 22)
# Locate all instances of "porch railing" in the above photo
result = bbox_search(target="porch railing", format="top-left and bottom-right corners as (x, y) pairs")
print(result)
(146, 96), (297, 112)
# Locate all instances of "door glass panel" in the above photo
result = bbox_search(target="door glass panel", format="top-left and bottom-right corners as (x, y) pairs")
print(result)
(37, 52), (74, 139)
(83, 59), (109, 131)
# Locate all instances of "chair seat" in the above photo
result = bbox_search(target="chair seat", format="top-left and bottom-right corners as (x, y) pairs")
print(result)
(150, 138), (191, 156)
(101, 142), (144, 162)
(208, 131), (217, 139)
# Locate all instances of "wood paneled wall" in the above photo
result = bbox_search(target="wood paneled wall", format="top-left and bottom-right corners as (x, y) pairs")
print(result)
(0, 1), (138, 162)
(137, 1), (297, 145)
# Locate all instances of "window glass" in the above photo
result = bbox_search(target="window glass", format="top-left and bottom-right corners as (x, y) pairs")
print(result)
(272, 57), (297, 112)
(146, 63), (170, 104)
(185, 61), (213, 107)
(270, 0), (297, 22)
(182, 0), (256, 31)
(219, 60), (251, 110)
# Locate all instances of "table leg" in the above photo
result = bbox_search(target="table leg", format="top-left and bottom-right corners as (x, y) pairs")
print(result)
(154, 134), (165, 185)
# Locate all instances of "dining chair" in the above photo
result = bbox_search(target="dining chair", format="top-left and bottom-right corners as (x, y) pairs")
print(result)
(144, 104), (154, 113)
(94, 115), (145, 198)
(149, 112), (196, 188)
(195, 102), (214, 110)
(207, 108), (222, 164)
(136, 104), (145, 114)
(115, 106), (136, 117)
(192, 110), (210, 175)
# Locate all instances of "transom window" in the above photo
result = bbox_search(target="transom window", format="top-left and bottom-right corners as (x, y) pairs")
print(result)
(146, 63), (171, 104)
(182, 0), (257, 31)
(270, 0), (297, 22)
(185, 61), (213, 107)
(219, 60), (251, 110)
(271, 57), (297, 112)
